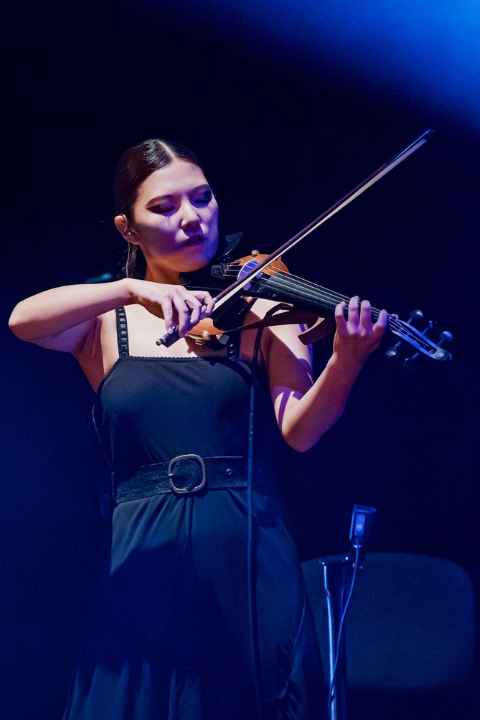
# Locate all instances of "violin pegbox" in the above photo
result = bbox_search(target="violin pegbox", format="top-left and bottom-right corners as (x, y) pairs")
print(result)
(384, 309), (424, 357)
(385, 309), (453, 367)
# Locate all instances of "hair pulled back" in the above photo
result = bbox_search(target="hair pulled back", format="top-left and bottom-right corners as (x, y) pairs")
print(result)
(113, 139), (201, 278)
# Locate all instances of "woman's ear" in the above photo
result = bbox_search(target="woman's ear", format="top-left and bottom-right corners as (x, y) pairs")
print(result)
(114, 214), (139, 244)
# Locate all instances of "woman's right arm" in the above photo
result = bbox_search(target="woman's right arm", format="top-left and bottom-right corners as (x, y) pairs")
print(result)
(9, 279), (135, 353)
(9, 278), (214, 354)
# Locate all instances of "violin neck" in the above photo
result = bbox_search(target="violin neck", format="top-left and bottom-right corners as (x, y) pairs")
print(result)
(250, 271), (384, 321)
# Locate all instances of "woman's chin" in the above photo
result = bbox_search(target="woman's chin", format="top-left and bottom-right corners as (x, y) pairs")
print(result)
(180, 241), (218, 272)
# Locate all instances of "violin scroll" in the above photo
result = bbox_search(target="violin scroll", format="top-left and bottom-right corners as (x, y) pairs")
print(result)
(385, 309), (453, 367)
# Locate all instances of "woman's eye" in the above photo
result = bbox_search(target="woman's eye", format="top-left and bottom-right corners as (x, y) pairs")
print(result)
(151, 204), (175, 214)
(195, 190), (213, 206)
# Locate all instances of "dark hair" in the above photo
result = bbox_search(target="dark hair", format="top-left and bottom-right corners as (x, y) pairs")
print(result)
(113, 139), (201, 278)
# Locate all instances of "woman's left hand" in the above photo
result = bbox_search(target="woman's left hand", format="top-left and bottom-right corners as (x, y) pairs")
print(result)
(333, 297), (388, 368)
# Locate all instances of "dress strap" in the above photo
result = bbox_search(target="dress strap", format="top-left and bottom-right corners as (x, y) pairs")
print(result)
(115, 307), (130, 357)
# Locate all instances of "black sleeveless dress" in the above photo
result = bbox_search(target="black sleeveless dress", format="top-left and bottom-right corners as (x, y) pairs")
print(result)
(63, 310), (326, 720)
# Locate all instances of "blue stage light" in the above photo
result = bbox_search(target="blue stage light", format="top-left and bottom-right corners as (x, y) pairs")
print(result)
(145, 0), (480, 128)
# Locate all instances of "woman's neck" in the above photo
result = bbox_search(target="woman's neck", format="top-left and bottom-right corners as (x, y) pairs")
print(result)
(144, 264), (182, 285)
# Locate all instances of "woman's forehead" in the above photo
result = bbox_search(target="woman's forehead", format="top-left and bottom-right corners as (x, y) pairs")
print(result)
(136, 160), (207, 202)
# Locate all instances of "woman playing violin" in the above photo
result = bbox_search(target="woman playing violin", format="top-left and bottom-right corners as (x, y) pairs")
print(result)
(9, 139), (387, 720)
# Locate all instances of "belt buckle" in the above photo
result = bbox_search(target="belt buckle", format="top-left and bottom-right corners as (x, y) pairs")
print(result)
(168, 454), (207, 495)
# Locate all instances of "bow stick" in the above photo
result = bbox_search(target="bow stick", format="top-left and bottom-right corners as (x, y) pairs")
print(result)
(158, 129), (434, 347)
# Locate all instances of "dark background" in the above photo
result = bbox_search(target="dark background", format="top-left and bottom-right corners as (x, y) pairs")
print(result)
(1, 0), (479, 717)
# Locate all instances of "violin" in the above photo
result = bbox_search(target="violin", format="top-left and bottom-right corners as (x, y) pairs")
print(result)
(156, 129), (453, 366)
(158, 248), (453, 365)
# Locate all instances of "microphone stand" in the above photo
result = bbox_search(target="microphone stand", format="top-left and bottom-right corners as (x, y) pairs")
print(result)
(317, 505), (376, 720)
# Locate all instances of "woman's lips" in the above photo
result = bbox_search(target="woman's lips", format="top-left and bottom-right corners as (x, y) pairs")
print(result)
(183, 235), (206, 246)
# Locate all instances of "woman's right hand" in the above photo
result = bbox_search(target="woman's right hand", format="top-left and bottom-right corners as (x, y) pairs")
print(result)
(126, 279), (215, 338)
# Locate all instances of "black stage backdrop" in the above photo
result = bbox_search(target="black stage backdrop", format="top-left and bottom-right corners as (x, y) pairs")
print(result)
(1, 1), (479, 718)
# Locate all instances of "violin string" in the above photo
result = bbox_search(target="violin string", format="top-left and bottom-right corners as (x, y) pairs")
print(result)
(222, 266), (435, 348)
(225, 265), (365, 311)
(259, 272), (421, 336)
(223, 266), (402, 327)
(223, 267), (350, 309)
(259, 272), (397, 328)
(265, 272), (350, 307)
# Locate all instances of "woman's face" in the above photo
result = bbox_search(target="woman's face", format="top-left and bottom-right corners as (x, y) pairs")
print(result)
(128, 158), (219, 280)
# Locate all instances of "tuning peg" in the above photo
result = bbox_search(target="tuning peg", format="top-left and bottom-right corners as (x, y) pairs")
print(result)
(403, 353), (419, 370)
(409, 309), (424, 321)
(385, 309), (424, 358)
(439, 330), (454, 344)
(385, 343), (401, 357)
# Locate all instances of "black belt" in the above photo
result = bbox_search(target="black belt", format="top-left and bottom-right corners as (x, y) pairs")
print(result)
(115, 455), (247, 504)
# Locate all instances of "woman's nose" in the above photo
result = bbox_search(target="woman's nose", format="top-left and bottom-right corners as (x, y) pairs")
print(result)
(180, 201), (201, 228)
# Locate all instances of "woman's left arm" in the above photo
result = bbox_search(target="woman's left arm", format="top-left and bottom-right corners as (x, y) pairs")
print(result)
(260, 296), (388, 452)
